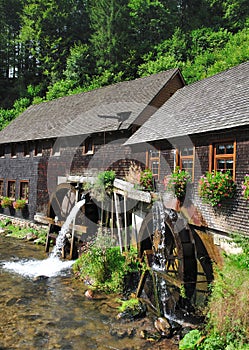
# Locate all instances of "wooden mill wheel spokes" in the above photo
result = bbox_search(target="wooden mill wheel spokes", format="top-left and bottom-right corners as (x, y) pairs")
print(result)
(137, 208), (214, 314)
(49, 183), (76, 221)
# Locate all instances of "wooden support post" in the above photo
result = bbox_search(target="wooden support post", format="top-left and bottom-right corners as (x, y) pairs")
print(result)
(124, 194), (128, 251)
(114, 191), (123, 253)
(45, 224), (52, 253)
(69, 186), (79, 259)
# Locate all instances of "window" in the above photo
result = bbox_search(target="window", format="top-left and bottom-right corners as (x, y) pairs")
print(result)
(179, 146), (194, 180)
(34, 141), (43, 156)
(7, 180), (16, 199)
(23, 142), (30, 157)
(0, 179), (4, 198)
(83, 137), (94, 155)
(52, 141), (61, 156)
(11, 143), (17, 157)
(0, 144), (5, 157)
(20, 181), (29, 202)
(148, 149), (160, 180)
(212, 141), (236, 178)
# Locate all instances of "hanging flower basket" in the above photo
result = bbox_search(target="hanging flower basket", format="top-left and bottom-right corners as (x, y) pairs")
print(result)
(1, 197), (13, 208)
(241, 174), (249, 200)
(13, 199), (27, 210)
(140, 168), (154, 191)
(164, 167), (191, 202)
(198, 170), (236, 207)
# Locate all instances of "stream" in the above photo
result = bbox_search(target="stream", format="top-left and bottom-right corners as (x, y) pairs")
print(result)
(0, 235), (179, 350)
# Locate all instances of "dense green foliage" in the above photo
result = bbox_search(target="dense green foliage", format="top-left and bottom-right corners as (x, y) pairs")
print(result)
(180, 235), (249, 349)
(73, 232), (140, 293)
(0, 0), (248, 128)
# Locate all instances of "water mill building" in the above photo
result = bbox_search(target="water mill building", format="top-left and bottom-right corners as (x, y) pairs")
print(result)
(0, 62), (248, 241)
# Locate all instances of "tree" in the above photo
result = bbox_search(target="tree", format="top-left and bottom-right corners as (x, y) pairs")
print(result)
(20, 0), (90, 86)
(88, 0), (132, 76)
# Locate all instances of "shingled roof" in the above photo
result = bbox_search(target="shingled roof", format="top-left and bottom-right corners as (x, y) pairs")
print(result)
(0, 68), (183, 144)
(126, 61), (249, 145)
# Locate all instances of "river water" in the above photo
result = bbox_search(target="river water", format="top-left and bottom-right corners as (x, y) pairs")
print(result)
(0, 235), (179, 350)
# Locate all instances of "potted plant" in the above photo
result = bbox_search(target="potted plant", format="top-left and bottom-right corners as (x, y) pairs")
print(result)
(198, 170), (236, 207)
(1, 196), (13, 208)
(241, 174), (249, 200)
(13, 199), (27, 210)
(164, 167), (191, 202)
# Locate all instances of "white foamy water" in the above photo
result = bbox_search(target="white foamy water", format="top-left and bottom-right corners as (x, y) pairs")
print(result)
(2, 257), (74, 278)
(2, 198), (86, 279)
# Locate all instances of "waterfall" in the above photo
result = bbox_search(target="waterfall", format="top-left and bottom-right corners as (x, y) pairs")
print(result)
(151, 201), (177, 318)
(152, 200), (166, 271)
(2, 198), (86, 278)
(50, 198), (86, 258)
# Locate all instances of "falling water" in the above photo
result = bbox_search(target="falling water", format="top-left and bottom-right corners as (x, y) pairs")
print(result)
(151, 201), (177, 319)
(50, 198), (86, 258)
(2, 198), (86, 278)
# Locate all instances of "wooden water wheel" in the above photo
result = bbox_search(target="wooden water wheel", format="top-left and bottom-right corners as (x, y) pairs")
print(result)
(136, 207), (213, 315)
(48, 183), (77, 221)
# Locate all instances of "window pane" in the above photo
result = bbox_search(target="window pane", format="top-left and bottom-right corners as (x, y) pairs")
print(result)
(216, 143), (234, 155)
(20, 182), (29, 201)
(7, 181), (16, 198)
(151, 161), (159, 175)
(150, 150), (160, 158)
(181, 147), (193, 156)
(226, 144), (234, 154)
(216, 145), (225, 154)
(182, 159), (193, 172)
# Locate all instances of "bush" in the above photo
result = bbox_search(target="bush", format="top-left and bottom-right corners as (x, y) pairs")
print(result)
(73, 235), (139, 293)
(198, 170), (236, 207)
(241, 174), (249, 200)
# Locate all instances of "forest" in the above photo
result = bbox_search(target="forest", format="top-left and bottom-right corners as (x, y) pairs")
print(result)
(0, 0), (249, 130)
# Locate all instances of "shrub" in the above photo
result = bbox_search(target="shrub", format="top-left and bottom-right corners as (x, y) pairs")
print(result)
(241, 174), (249, 200)
(198, 170), (236, 207)
(91, 170), (116, 201)
(164, 167), (191, 201)
(73, 234), (139, 293)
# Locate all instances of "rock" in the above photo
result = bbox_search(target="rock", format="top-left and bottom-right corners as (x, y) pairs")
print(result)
(154, 317), (172, 337)
(25, 232), (37, 241)
(33, 275), (49, 281)
(116, 300), (147, 321)
(85, 289), (94, 299)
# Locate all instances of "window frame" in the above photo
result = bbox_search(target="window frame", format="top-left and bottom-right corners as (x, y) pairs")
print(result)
(34, 141), (43, 157)
(210, 140), (236, 180)
(178, 146), (195, 180)
(7, 180), (16, 200)
(0, 179), (4, 198)
(83, 137), (94, 155)
(11, 143), (17, 158)
(19, 180), (29, 203)
(0, 144), (5, 158)
(147, 149), (160, 180)
(23, 142), (30, 157)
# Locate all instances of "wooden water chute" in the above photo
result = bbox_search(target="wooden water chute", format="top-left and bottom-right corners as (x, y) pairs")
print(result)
(45, 182), (99, 259)
(136, 206), (214, 316)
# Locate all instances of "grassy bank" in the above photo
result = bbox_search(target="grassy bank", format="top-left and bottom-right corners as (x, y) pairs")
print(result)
(180, 235), (249, 349)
